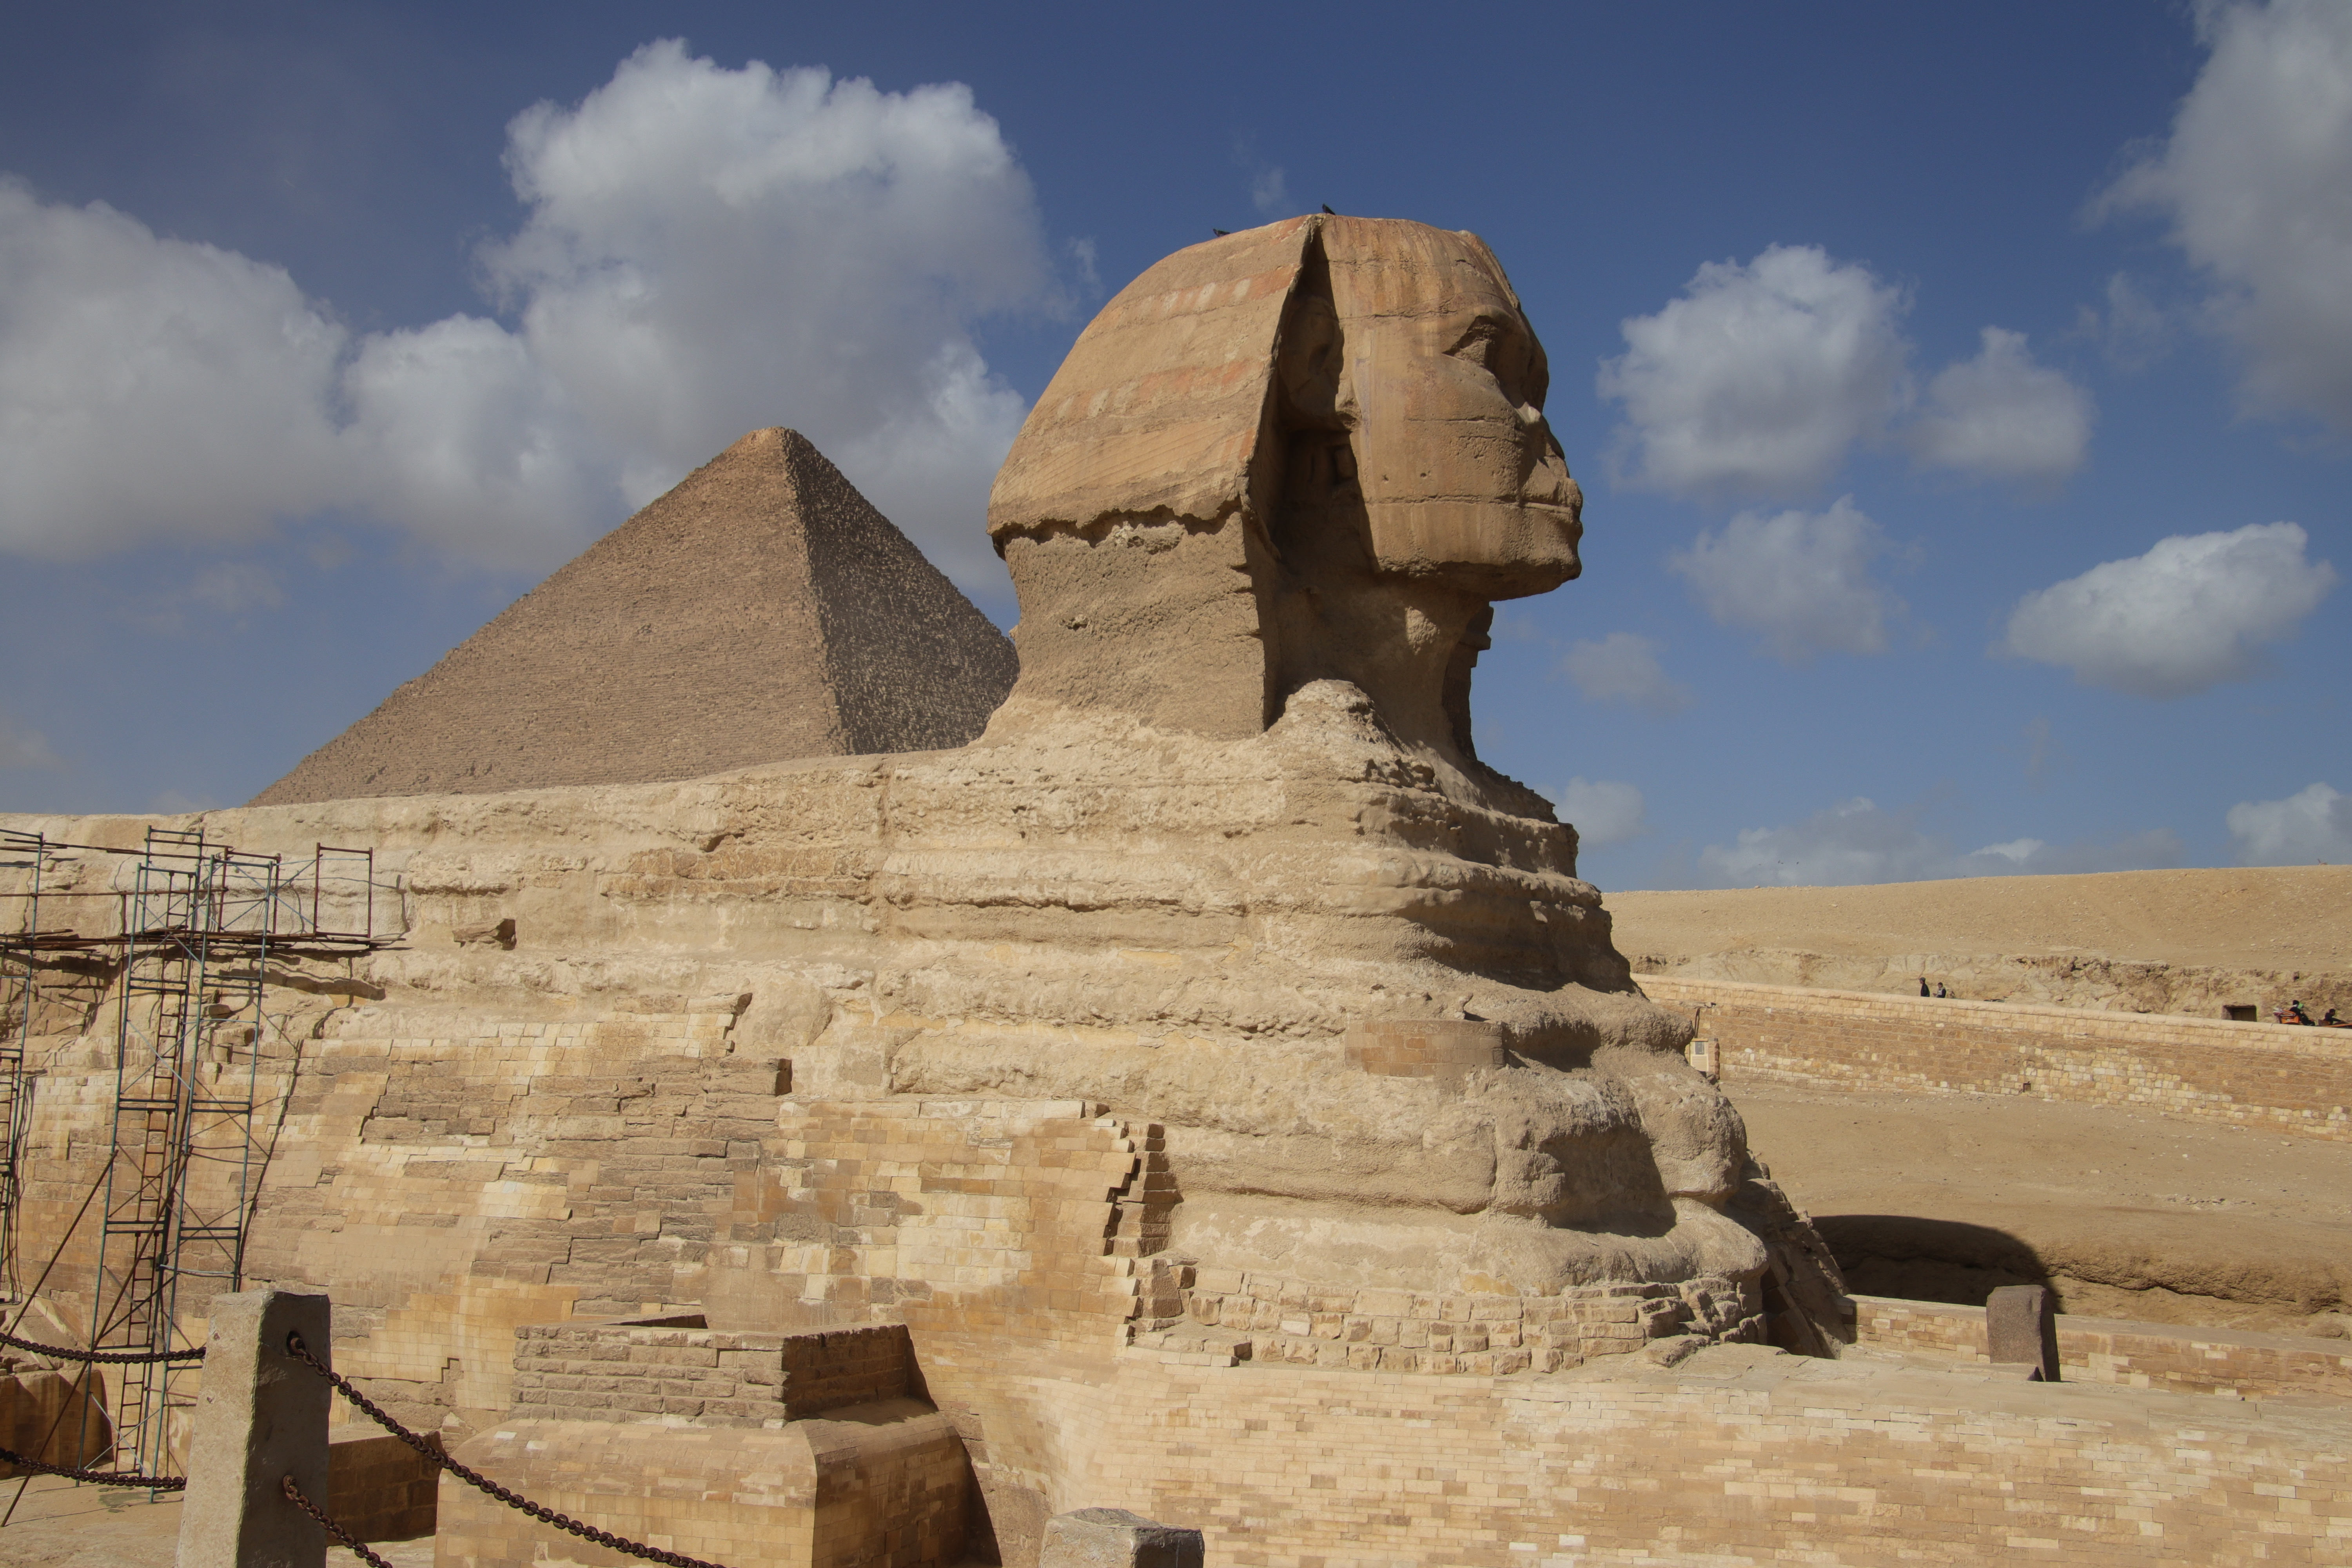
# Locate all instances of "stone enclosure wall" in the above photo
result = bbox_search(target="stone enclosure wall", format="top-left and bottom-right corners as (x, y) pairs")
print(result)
(1643, 975), (2352, 1141)
(1853, 1294), (2352, 1402)
(922, 1340), (2352, 1568)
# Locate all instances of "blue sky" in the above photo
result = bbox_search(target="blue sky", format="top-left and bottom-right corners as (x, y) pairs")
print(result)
(1, 0), (2347, 889)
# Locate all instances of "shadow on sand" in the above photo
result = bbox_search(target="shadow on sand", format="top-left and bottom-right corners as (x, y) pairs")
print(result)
(1814, 1214), (2052, 1307)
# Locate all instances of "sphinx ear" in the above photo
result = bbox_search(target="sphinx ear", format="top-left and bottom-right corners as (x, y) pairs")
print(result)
(1275, 292), (1344, 428)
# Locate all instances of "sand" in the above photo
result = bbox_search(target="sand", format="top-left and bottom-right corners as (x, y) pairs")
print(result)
(1610, 866), (2351, 974)
(1608, 865), (2352, 1016)
(1731, 1068), (2352, 1335)
(0, 1475), (427, 1567)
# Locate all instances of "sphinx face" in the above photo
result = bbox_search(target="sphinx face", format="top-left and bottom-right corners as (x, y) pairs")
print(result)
(1325, 221), (1584, 600)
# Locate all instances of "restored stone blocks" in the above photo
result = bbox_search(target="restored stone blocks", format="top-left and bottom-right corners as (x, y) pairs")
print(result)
(509, 1318), (914, 1427)
(1163, 1270), (1764, 1373)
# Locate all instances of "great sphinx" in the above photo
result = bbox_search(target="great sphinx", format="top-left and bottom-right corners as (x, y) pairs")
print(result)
(0, 213), (1849, 1566)
(851, 212), (1831, 1306)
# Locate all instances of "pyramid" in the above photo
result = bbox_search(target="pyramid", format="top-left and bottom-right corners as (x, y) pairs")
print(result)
(251, 429), (1018, 805)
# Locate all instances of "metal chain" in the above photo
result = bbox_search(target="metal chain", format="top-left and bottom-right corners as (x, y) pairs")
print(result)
(279, 1474), (396, 1568)
(283, 1331), (733, 1568)
(0, 1442), (185, 1489)
(0, 1329), (205, 1365)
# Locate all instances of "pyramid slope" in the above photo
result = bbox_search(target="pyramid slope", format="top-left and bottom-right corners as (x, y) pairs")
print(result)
(251, 430), (1016, 805)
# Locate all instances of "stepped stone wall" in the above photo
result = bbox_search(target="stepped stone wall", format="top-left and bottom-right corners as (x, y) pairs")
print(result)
(1643, 974), (2352, 1141)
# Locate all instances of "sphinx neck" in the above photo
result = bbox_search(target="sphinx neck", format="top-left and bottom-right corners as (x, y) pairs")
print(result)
(1270, 508), (1489, 772)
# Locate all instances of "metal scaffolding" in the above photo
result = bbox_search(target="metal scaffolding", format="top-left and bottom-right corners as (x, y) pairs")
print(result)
(88, 827), (285, 1475)
(0, 827), (396, 1481)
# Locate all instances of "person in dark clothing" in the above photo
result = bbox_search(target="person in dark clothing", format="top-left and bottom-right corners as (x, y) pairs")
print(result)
(1920, 977), (1930, 996)
(1934, 982), (1948, 998)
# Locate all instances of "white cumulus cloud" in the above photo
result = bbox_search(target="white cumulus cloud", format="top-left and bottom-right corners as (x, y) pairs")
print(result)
(0, 180), (350, 557)
(1697, 797), (2182, 887)
(477, 43), (1052, 582)
(1997, 522), (2336, 697)
(1906, 327), (2094, 484)
(340, 313), (610, 568)
(1557, 778), (1648, 849)
(0, 42), (1058, 591)
(1560, 632), (1694, 713)
(1599, 245), (2096, 498)
(1668, 497), (1907, 663)
(1598, 245), (1911, 499)
(2096, 0), (2352, 435)
(2227, 782), (2352, 864)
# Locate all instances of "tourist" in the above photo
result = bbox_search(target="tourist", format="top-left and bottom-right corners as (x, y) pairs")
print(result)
(1919, 976), (1930, 996)
(2287, 1000), (2314, 1025)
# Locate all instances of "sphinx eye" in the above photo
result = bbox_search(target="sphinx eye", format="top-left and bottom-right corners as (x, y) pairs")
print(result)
(1449, 318), (1504, 369)
(1448, 315), (1528, 397)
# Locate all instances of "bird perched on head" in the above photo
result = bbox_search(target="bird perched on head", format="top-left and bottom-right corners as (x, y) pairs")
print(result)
(1321, 203), (1336, 214)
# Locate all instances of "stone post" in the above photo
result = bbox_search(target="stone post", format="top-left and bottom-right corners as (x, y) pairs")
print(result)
(1985, 1284), (2059, 1381)
(175, 1288), (333, 1568)
(1040, 1508), (1205, 1568)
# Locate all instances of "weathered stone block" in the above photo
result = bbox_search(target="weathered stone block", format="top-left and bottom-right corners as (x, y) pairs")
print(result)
(1040, 1507), (1204, 1568)
(1986, 1285), (2059, 1381)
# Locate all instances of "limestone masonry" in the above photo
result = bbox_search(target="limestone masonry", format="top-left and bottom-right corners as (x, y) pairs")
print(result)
(6, 214), (2349, 1566)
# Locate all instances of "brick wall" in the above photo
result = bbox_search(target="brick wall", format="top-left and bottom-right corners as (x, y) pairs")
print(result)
(781, 1326), (912, 1417)
(509, 1319), (912, 1426)
(764, 1098), (1166, 1348)
(1642, 975), (2352, 1140)
(237, 999), (789, 1424)
(327, 1428), (441, 1543)
(1151, 1270), (1765, 1374)
(1853, 1293), (2352, 1401)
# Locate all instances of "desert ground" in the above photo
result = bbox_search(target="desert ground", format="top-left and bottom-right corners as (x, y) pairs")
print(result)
(1620, 866), (2352, 1334)
(1611, 865), (2352, 1016)
(1730, 1069), (2352, 1335)
(0, 1474), (421, 1567)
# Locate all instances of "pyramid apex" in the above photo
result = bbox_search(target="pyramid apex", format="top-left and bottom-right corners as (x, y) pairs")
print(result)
(722, 427), (814, 459)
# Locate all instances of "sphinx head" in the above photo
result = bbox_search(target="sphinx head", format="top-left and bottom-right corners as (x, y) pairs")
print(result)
(985, 215), (1581, 782)
(1280, 218), (1583, 597)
